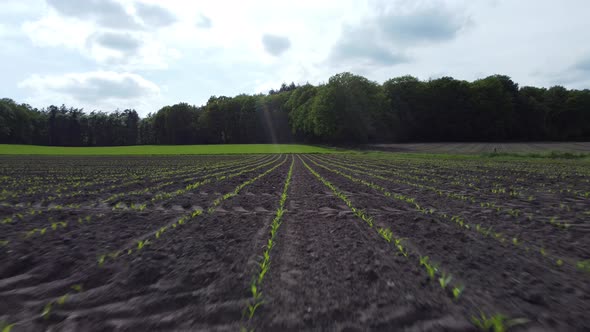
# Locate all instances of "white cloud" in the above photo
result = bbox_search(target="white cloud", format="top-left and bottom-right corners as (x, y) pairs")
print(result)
(262, 34), (291, 56)
(134, 2), (176, 28)
(18, 71), (160, 113)
(196, 14), (212, 29)
(328, 1), (470, 73)
(22, 0), (180, 70)
(22, 13), (93, 50)
(2, 0), (590, 115)
(46, 0), (140, 29)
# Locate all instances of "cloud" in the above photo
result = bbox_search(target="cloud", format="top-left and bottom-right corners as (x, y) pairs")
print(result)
(23, 13), (179, 70)
(23, 14), (92, 49)
(196, 14), (212, 29)
(531, 54), (590, 88)
(573, 55), (590, 72)
(262, 34), (291, 56)
(90, 32), (142, 53)
(379, 8), (465, 45)
(330, 25), (407, 66)
(328, 3), (468, 67)
(135, 2), (176, 28)
(46, 0), (139, 29)
(19, 71), (160, 104)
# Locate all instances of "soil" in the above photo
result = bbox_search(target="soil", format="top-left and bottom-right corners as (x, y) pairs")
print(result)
(0, 154), (588, 331)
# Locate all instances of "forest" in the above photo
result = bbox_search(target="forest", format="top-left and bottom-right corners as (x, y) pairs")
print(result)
(1, 72), (589, 146)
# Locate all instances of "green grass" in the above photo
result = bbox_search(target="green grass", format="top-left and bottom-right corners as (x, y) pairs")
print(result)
(0, 144), (336, 155)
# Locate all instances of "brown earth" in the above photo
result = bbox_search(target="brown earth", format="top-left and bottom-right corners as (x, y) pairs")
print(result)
(0, 154), (589, 331)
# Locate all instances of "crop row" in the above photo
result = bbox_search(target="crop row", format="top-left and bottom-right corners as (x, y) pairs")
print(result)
(243, 157), (294, 327)
(1, 155), (272, 225)
(35, 156), (288, 324)
(0, 155), (263, 203)
(301, 156), (534, 331)
(107, 155), (275, 205)
(7, 156), (282, 244)
(300, 157), (465, 299)
(316, 155), (576, 230)
(97, 156), (288, 266)
(305, 156), (589, 276)
(335, 155), (590, 200)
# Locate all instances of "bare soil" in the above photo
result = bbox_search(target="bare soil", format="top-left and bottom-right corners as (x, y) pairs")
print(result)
(0, 154), (588, 331)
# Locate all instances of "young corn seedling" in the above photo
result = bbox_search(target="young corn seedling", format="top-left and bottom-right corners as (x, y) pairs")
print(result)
(577, 260), (590, 273)
(57, 294), (69, 305)
(378, 227), (393, 242)
(41, 302), (52, 319)
(419, 256), (437, 279)
(112, 202), (125, 211)
(131, 203), (147, 211)
(0, 321), (14, 332)
(423, 260), (438, 279)
(247, 282), (264, 319)
(439, 272), (452, 289)
(419, 255), (429, 266)
(98, 254), (106, 266)
(471, 312), (528, 332)
(452, 285), (464, 300)
(394, 239), (408, 257)
(137, 239), (150, 250)
(512, 237), (520, 246)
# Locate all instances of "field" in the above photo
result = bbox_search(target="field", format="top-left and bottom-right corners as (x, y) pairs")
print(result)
(0, 153), (589, 331)
(0, 144), (336, 155)
(369, 142), (590, 155)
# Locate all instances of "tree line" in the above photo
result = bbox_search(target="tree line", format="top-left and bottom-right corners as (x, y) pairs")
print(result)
(1, 73), (589, 146)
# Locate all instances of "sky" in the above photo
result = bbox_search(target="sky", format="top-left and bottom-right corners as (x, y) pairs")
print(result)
(1, 0), (589, 116)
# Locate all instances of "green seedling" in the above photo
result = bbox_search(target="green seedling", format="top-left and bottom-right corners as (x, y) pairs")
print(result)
(471, 312), (529, 332)
(247, 300), (263, 320)
(112, 202), (125, 210)
(577, 260), (590, 273)
(41, 302), (52, 319)
(452, 285), (464, 299)
(439, 272), (452, 289)
(131, 203), (147, 211)
(393, 239), (408, 257)
(137, 239), (150, 250)
(0, 321), (15, 332)
(378, 227), (393, 242)
(57, 294), (68, 305)
(419, 256), (438, 279)
(425, 262), (437, 279)
(108, 251), (121, 259)
(419, 256), (429, 266)
(97, 255), (106, 266)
